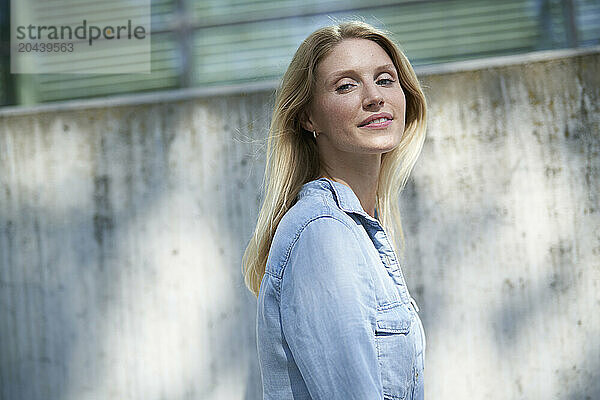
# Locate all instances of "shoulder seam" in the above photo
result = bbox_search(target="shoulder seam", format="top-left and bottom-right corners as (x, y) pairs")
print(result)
(277, 214), (355, 280)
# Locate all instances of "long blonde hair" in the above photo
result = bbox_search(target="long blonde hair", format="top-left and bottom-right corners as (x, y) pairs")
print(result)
(242, 20), (427, 298)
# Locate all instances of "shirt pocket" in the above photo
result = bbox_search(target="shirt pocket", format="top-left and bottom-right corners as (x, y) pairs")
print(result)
(375, 302), (415, 400)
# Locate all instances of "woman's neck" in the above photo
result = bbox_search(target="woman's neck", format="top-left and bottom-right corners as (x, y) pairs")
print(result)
(319, 168), (379, 219)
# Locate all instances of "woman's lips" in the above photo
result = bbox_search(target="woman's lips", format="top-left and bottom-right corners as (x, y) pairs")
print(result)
(359, 119), (393, 129)
(358, 112), (393, 129)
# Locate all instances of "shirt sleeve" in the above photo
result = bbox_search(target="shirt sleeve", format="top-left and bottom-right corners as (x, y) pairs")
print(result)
(279, 216), (382, 399)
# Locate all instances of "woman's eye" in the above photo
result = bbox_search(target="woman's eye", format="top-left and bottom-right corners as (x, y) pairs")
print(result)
(336, 83), (354, 92)
(377, 78), (395, 85)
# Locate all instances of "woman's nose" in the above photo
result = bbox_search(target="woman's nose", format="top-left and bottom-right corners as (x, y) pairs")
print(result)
(362, 84), (384, 110)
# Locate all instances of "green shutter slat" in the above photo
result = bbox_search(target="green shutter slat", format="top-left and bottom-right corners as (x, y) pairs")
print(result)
(38, 76), (179, 101)
(576, 0), (600, 45)
(39, 69), (178, 92)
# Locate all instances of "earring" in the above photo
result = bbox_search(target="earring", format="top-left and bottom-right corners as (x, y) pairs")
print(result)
(313, 130), (318, 139)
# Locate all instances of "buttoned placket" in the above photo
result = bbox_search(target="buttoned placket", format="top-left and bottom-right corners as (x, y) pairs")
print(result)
(367, 218), (422, 314)
(319, 177), (420, 307)
(362, 217), (414, 305)
(365, 215), (425, 400)
(321, 177), (426, 398)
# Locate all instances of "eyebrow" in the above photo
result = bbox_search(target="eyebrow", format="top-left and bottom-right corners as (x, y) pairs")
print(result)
(326, 63), (397, 84)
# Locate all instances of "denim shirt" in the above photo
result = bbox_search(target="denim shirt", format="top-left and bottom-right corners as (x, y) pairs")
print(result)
(257, 177), (426, 400)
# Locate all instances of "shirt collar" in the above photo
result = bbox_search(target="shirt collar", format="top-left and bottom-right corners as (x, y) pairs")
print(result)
(298, 177), (380, 222)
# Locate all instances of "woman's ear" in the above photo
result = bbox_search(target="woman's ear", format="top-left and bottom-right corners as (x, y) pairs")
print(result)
(299, 108), (316, 133)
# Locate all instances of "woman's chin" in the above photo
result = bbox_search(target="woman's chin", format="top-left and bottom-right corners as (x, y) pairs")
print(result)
(361, 135), (401, 153)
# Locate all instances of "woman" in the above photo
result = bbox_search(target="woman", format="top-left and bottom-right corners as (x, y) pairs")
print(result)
(242, 20), (427, 399)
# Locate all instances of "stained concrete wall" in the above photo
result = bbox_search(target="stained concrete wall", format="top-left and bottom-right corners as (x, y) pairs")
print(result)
(0, 47), (598, 400)
(405, 48), (600, 399)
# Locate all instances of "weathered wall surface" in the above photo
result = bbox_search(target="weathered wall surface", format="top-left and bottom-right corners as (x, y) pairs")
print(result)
(0, 96), (273, 400)
(0, 49), (598, 399)
(404, 50), (600, 399)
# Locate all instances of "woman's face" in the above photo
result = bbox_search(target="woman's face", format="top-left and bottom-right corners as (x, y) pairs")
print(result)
(303, 38), (406, 155)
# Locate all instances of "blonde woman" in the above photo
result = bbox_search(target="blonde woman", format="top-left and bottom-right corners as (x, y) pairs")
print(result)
(242, 20), (427, 399)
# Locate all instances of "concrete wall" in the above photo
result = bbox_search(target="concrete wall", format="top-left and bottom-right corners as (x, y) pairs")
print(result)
(0, 47), (598, 399)
(405, 48), (600, 399)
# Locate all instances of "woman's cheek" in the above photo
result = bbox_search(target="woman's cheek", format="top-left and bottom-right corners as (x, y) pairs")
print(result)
(329, 97), (355, 121)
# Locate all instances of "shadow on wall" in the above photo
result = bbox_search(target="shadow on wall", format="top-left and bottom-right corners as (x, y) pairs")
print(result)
(0, 92), (273, 399)
(400, 51), (599, 398)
